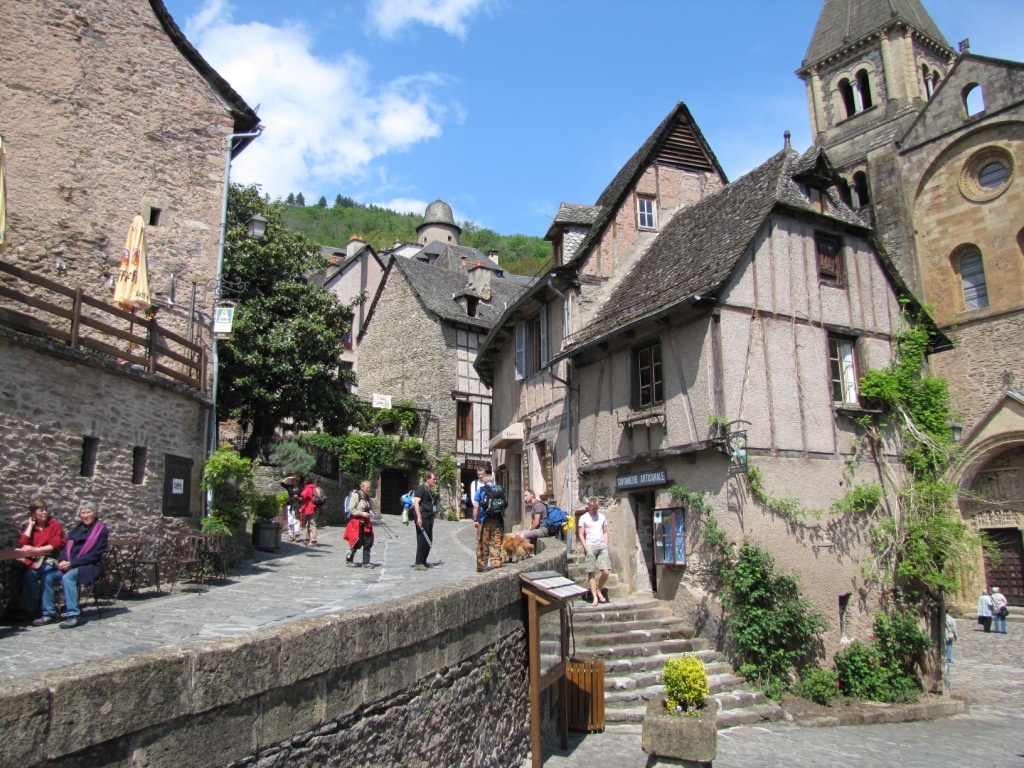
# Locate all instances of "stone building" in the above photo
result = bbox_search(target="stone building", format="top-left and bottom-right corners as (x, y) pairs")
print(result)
(477, 101), (925, 651)
(357, 200), (529, 515)
(0, 1), (258, 544)
(798, 0), (1024, 605)
(313, 235), (387, 382)
(478, 102), (727, 531)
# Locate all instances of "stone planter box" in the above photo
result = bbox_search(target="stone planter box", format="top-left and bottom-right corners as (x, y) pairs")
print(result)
(642, 698), (718, 767)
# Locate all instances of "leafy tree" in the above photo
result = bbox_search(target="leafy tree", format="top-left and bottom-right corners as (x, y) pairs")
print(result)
(218, 184), (358, 454)
(316, 196), (328, 208)
(285, 192), (295, 206)
(295, 192), (306, 207)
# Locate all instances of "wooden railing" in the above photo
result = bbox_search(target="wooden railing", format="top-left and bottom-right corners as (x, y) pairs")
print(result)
(0, 260), (207, 392)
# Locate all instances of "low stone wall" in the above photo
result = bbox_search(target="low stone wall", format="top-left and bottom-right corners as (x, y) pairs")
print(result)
(1, 547), (564, 767)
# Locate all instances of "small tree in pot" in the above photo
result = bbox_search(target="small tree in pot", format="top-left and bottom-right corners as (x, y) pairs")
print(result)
(642, 656), (717, 767)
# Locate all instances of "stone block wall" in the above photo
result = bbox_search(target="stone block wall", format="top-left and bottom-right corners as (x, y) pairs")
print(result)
(0, 546), (563, 768)
(0, 328), (208, 546)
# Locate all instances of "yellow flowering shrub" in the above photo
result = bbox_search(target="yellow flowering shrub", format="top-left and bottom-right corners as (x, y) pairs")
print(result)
(663, 656), (709, 713)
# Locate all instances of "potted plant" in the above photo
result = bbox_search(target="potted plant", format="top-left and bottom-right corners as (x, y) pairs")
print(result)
(642, 655), (717, 767)
(251, 492), (286, 552)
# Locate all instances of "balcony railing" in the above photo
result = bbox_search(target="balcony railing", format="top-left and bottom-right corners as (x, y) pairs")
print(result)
(0, 260), (206, 392)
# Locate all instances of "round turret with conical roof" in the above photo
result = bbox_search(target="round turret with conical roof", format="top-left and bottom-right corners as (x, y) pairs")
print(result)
(417, 198), (462, 246)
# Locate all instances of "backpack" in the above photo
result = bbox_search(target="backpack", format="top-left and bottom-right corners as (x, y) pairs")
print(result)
(546, 505), (568, 529)
(483, 484), (507, 517)
(344, 490), (358, 520)
(311, 485), (327, 507)
(400, 490), (415, 511)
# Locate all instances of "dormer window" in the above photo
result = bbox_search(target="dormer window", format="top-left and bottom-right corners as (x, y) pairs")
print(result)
(466, 297), (479, 317)
(637, 196), (657, 230)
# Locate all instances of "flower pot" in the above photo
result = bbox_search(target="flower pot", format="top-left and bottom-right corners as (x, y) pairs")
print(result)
(252, 521), (281, 552)
(641, 698), (718, 767)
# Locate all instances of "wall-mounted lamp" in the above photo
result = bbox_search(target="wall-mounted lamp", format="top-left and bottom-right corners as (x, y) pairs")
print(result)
(949, 421), (963, 443)
(246, 214), (268, 240)
(106, 274), (116, 291)
(54, 260), (68, 276)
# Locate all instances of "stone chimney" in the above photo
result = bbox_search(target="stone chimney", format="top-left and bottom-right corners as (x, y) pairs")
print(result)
(347, 234), (366, 258)
(466, 262), (492, 301)
(487, 249), (500, 263)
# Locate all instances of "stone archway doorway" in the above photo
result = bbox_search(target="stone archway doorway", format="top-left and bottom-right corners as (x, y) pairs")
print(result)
(961, 445), (1024, 605)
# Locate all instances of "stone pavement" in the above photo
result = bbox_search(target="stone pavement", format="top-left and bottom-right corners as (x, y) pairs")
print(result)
(526, 616), (1024, 767)
(0, 518), (481, 682)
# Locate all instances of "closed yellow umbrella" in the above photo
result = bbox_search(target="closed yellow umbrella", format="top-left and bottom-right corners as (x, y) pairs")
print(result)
(0, 135), (7, 254)
(113, 215), (151, 311)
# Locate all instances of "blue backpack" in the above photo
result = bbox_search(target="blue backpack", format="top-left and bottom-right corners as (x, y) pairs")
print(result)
(546, 505), (568, 529)
(400, 490), (415, 511)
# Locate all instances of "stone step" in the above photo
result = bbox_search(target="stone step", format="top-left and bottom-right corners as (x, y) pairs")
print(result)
(601, 650), (718, 677)
(568, 583), (632, 601)
(603, 660), (733, 693)
(601, 697), (784, 730)
(602, 673), (748, 708)
(575, 625), (695, 647)
(571, 615), (692, 637)
(570, 602), (674, 625)
(574, 637), (705, 661)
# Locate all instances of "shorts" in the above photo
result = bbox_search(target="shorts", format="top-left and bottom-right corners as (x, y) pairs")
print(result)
(585, 547), (611, 573)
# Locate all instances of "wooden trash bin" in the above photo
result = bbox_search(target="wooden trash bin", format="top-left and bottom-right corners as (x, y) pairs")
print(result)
(566, 658), (605, 732)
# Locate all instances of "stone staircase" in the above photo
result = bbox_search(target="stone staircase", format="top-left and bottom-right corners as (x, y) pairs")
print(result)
(564, 552), (784, 733)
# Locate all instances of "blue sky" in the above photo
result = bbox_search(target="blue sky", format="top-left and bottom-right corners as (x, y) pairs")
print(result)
(164, 0), (1024, 239)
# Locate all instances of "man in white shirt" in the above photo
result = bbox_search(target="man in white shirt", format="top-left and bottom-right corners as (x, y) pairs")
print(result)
(469, 468), (487, 521)
(578, 497), (611, 607)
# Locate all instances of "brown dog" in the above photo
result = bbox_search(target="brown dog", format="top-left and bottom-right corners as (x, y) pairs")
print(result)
(501, 536), (534, 563)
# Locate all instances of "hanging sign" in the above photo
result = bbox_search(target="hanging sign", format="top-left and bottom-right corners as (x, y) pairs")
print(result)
(213, 306), (235, 339)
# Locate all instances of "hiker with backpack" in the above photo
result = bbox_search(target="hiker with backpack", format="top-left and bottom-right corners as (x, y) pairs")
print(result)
(473, 474), (505, 572)
(299, 478), (326, 547)
(344, 480), (375, 568)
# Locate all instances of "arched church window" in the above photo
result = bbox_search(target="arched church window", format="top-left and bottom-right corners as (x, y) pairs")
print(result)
(959, 250), (989, 311)
(852, 171), (870, 208)
(839, 78), (856, 119)
(856, 69), (873, 110)
(963, 83), (986, 116)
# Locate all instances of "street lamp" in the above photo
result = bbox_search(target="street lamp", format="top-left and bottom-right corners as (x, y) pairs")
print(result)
(246, 214), (268, 240)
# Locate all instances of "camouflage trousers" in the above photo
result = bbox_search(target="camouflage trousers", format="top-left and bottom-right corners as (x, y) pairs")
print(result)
(476, 517), (503, 572)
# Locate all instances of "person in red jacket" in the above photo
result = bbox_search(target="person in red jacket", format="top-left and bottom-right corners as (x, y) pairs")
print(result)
(299, 478), (320, 547)
(16, 499), (67, 617)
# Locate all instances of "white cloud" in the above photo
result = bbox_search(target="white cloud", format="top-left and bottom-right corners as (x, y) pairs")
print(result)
(371, 197), (431, 215)
(366, 0), (493, 39)
(181, 2), (454, 201)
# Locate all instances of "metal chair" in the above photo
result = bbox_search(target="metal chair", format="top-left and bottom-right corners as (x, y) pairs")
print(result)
(169, 534), (207, 592)
(203, 533), (230, 581)
(127, 539), (162, 595)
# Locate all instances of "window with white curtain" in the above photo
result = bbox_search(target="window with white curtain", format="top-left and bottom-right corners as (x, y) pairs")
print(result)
(829, 336), (859, 405)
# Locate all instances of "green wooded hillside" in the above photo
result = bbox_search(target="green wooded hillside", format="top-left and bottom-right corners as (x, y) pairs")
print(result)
(278, 196), (552, 277)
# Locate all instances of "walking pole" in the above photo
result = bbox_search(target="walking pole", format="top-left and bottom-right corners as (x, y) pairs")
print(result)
(372, 513), (399, 539)
(417, 523), (433, 549)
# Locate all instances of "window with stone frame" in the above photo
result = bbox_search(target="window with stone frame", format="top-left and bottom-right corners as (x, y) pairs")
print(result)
(816, 233), (845, 284)
(456, 401), (473, 440)
(828, 335), (860, 405)
(959, 250), (989, 311)
(634, 340), (664, 409)
(514, 306), (549, 379)
(637, 196), (657, 230)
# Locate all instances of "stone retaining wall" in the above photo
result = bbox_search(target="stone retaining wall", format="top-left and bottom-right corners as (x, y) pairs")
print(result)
(0, 546), (564, 768)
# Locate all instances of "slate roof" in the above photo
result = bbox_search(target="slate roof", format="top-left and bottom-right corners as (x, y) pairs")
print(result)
(424, 244), (503, 274)
(388, 256), (527, 330)
(803, 0), (952, 67)
(569, 146), (871, 348)
(564, 102), (727, 267)
(150, 1), (260, 152)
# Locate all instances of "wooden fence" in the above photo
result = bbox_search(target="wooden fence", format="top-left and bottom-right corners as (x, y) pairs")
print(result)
(0, 260), (206, 392)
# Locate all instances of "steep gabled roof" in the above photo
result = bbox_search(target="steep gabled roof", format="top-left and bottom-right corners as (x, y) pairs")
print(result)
(802, 0), (953, 68)
(150, 1), (260, 154)
(569, 146), (870, 348)
(361, 255), (528, 340)
(544, 204), (602, 240)
(565, 102), (727, 265)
